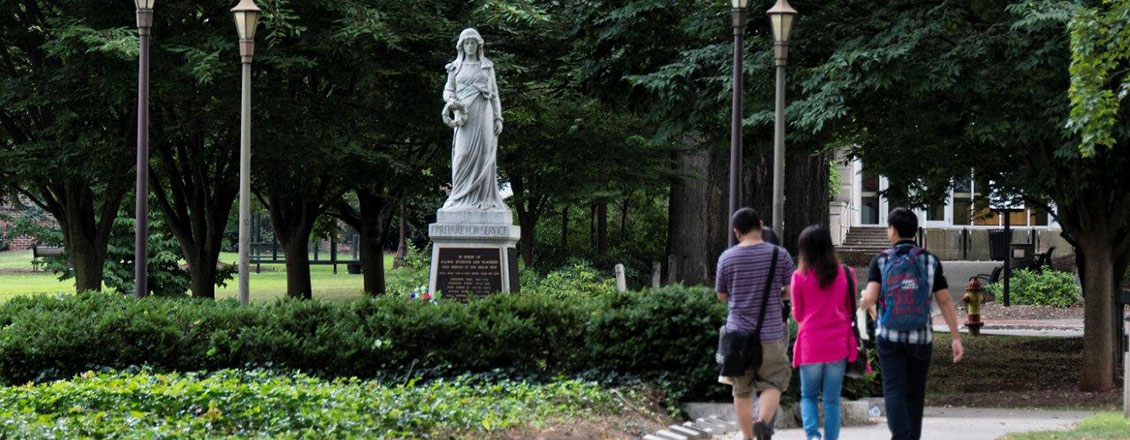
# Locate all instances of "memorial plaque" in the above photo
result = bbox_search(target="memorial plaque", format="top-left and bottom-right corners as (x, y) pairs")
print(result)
(434, 247), (503, 301)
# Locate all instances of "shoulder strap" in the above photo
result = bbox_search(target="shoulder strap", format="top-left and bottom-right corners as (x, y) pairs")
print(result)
(845, 265), (861, 336)
(754, 247), (780, 335)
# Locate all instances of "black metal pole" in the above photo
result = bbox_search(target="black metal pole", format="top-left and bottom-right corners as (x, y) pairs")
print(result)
(1003, 211), (1012, 307)
(728, 8), (747, 247)
(134, 8), (152, 299)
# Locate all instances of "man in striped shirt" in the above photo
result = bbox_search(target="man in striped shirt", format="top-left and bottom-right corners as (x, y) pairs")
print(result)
(860, 207), (964, 440)
(716, 208), (796, 440)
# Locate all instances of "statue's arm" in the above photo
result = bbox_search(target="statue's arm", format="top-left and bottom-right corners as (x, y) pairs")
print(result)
(443, 64), (457, 103)
(490, 67), (503, 121)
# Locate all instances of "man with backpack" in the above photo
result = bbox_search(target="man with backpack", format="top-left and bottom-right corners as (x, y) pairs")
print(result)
(859, 207), (964, 440)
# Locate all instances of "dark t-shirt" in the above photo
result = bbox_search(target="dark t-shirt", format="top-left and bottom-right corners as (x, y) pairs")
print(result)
(867, 240), (948, 292)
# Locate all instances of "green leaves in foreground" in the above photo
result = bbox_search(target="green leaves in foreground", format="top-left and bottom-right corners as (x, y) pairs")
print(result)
(1068, 1), (1130, 157)
(0, 369), (620, 439)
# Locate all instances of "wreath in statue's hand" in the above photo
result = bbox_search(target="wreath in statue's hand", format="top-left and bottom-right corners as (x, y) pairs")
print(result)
(442, 101), (468, 128)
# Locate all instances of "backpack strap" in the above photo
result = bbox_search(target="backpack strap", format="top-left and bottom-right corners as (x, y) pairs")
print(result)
(844, 264), (861, 338)
(754, 247), (780, 336)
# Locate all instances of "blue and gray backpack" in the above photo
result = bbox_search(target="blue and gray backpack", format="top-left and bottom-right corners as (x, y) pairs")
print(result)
(878, 245), (933, 331)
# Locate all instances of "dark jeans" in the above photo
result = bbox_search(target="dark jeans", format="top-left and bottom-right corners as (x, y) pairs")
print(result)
(877, 337), (932, 440)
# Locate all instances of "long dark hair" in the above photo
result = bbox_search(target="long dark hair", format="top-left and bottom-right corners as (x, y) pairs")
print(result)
(797, 224), (840, 288)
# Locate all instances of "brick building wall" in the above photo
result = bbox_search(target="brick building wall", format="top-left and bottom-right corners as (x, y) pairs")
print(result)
(0, 199), (57, 251)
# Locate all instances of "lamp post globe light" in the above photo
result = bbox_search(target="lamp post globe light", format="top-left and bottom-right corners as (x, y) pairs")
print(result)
(133, 0), (156, 299)
(767, 0), (796, 237)
(232, 0), (261, 305)
(728, 0), (749, 247)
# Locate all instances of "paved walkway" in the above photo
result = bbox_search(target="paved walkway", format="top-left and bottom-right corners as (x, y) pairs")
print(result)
(932, 318), (1084, 338)
(720, 407), (1092, 440)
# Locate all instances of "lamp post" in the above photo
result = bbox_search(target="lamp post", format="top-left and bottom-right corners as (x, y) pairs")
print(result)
(767, 0), (796, 236)
(728, 0), (749, 247)
(232, 0), (261, 305)
(134, 0), (155, 299)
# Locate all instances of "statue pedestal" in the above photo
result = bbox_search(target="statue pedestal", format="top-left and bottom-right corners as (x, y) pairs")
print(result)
(428, 210), (521, 302)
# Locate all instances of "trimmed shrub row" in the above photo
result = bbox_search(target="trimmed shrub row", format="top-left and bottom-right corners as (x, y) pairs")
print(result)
(0, 287), (724, 401)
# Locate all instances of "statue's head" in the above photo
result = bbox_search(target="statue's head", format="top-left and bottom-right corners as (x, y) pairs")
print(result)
(456, 28), (485, 59)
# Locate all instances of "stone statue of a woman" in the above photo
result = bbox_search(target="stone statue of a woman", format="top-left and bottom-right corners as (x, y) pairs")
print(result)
(440, 28), (506, 213)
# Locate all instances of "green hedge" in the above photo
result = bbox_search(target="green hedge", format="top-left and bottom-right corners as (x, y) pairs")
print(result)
(0, 369), (623, 439)
(986, 269), (1081, 307)
(0, 287), (725, 401)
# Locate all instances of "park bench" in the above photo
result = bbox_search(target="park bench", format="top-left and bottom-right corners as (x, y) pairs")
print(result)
(31, 245), (64, 271)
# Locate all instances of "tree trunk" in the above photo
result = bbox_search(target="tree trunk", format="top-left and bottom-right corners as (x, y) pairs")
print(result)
(619, 195), (631, 242)
(589, 204), (596, 250)
(516, 208), (537, 265)
(782, 150), (830, 255)
(509, 173), (540, 265)
(189, 255), (219, 300)
(745, 144), (829, 255)
(66, 228), (105, 293)
(149, 126), (240, 299)
(266, 192), (323, 300)
(282, 238), (313, 299)
(596, 201), (608, 255)
(666, 139), (728, 285)
(358, 223), (385, 295)
(1079, 232), (1115, 391)
(330, 188), (389, 295)
(560, 205), (569, 248)
(392, 203), (407, 269)
(48, 179), (125, 294)
(358, 192), (388, 295)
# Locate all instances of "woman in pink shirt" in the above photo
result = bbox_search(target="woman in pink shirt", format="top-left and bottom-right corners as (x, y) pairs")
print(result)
(791, 225), (857, 440)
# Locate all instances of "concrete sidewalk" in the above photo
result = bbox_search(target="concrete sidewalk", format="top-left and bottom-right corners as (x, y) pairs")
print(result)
(721, 407), (1092, 440)
(932, 316), (1086, 337)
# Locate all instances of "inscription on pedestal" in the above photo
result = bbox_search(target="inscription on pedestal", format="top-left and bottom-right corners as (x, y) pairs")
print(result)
(430, 224), (513, 238)
(434, 248), (503, 302)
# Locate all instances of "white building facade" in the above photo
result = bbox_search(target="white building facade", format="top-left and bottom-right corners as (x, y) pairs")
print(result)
(829, 154), (1068, 261)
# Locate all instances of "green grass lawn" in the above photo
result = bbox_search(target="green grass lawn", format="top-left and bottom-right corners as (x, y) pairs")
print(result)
(999, 413), (1130, 440)
(0, 250), (395, 303)
(927, 333), (1122, 409)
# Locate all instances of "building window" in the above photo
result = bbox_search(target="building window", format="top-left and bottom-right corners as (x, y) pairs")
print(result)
(860, 163), (880, 225)
(927, 203), (945, 222)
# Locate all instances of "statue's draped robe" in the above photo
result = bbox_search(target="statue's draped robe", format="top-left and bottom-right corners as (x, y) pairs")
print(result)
(442, 58), (505, 211)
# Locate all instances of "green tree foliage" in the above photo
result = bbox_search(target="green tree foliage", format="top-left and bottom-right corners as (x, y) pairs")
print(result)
(1068, 0), (1130, 156)
(102, 205), (195, 297)
(0, 0), (136, 292)
(145, 0), (245, 299)
(787, 0), (1129, 390)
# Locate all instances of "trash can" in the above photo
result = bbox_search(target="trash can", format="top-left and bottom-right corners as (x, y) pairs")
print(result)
(347, 262), (363, 275)
(1009, 243), (1035, 269)
(988, 230), (1008, 261)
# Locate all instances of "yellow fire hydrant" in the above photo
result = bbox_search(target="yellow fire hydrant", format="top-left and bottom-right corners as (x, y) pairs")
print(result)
(963, 277), (986, 336)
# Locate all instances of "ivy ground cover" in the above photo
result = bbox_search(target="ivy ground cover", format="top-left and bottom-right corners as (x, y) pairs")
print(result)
(0, 369), (627, 439)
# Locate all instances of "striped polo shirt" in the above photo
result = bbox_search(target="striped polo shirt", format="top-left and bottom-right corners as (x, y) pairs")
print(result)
(715, 242), (796, 340)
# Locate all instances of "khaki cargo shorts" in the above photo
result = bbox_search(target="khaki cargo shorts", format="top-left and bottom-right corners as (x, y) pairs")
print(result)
(731, 338), (790, 398)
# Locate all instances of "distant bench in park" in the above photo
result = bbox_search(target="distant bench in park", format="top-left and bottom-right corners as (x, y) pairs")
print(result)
(31, 245), (64, 271)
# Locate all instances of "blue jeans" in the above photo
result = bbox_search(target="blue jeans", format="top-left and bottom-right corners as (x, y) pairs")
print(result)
(799, 360), (846, 440)
(876, 337), (932, 440)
